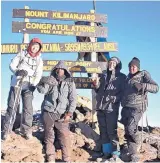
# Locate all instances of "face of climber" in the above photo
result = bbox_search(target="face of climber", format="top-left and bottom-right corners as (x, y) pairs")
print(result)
(56, 68), (65, 77)
(31, 43), (40, 55)
(108, 60), (117, 71)
(129, 65), (139, 74)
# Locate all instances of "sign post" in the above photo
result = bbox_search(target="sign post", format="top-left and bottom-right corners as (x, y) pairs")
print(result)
(23, 6), (30, 44)
(19, 6), (30, 128)
(90, 9), (98, 127)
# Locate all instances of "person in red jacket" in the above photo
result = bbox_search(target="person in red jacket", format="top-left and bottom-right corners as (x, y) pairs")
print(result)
(2, 38), (43, 140)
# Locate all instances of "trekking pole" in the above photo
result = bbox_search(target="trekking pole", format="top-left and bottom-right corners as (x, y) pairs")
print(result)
(145, 111), (150, 134)
(7, 76), (24, 136)
(140, 112), (144, 152)
(140, 87), (146, 153)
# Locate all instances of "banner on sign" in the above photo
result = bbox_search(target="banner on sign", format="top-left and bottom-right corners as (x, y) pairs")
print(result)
(13, 9), (107, 23)
(12, 21), (107, 38)
(1, 42), (117, 54)
(43, 60), (107, 73)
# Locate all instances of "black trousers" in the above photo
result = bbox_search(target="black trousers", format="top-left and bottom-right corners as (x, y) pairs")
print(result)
(121, 107), (143, 156)
(97, 109), (120, 153)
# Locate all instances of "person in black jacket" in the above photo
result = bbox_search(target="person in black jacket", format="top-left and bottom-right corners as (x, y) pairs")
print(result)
(121, 57), (159, 162)
(93, 57), (126, 160)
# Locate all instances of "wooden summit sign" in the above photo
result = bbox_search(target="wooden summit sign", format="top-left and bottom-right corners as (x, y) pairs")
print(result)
(12, 21), (107, 37)
(1, 42), (117, 54)
(43, 60), (107, 73)
(13, 9), (107, 23)
(41, 76), (94, 89)
(73, 77), (94, 89)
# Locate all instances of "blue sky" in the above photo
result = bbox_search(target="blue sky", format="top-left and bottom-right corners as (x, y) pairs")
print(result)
(1, 1), (160, 127)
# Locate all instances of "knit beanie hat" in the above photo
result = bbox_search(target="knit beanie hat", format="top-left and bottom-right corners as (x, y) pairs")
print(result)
(129, 57), (140, 69)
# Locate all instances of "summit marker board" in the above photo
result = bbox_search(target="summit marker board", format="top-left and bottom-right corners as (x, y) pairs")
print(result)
(13, 9), (107, 23)
(1, 42), (118, 54)
(12, 21), (107, 37)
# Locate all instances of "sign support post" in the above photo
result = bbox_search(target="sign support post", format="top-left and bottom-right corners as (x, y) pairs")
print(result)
(19, 6), (30, 128)
(90, 9), (98, 128)
(23, 6), (30, 44)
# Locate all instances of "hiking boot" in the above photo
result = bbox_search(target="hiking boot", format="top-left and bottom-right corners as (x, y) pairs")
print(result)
(96, 153), (112, 162)
(112, 151), (120, 158)
(92, 152), (103, 160)
(109, 151), (123, 163)
(120, 152), (131, 162)
(130, 154), (140, 162)
(109, 157), (123, 163)
(97, 156), (123, 163)
(1, 133), (11, 141)
(46, 154), (55, 163)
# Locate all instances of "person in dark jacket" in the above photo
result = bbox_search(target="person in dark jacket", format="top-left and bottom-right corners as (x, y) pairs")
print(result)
(2, 38), (43, 140)
(37, 61), (77, 162)
(121, 57), (159, 162)
(93, 57), (126, 160)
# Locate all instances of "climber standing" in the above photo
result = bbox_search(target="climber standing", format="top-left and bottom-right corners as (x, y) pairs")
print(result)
(2, 38), (43, 140)
(121, 57), (159, 162)
(37, 60), (77, 162)
(93, 57), (126, 160)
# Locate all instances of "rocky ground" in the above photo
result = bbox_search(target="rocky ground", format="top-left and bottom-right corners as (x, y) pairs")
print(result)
(1, 95), (160, 162)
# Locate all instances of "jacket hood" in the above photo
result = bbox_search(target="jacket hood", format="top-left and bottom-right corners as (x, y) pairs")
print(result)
(27, 38), (42, 57)
(50, 61), (71, 78)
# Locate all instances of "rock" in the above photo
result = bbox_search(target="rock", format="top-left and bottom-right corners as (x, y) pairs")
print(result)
(139, 143), (158, 162)
(70, 132), (85, 149)
(77, 122), (100, 142)
(158, 148), (160, 159)
(72, 148), (90, 162)
(83, 111), (92, 123)
(144, 134), (160, 144)
(74, 127), (82, 135)
(143, 133), (160, 159)
(84, 138), (96, 150)
(2, 102), (160, 163)
(150, 127), (160, 136)
(151, 141), (160, 159)
(75, 110), (85, 122)
(1, 132), (44, 162)
(77, 95), (92, 111)
(117, 128), (125, 145)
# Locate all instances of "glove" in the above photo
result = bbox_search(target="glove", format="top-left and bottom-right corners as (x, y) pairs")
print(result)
(92, 77), (99, 87)
(133, 82), (143, 92)
(16, 70), (28, 77)
(40, 76), (58, 86)
(29, 85), (36, 92)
